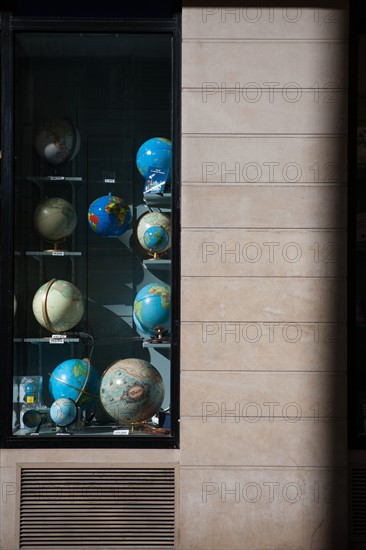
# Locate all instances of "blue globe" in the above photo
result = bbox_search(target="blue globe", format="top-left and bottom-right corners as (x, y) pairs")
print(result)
(133, 310), (157, 339)
(49, 358), (100, 410)
(50, 398), (78, 427)
(136, 137), (172, 179)
(88, 194), (131, 237)
(143, 225), (169, 253)
(133, 283), (171, 337)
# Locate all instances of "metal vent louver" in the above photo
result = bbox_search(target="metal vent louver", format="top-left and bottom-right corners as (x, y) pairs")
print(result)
(351, 467), (366, 543)
(20, 467), (176, 548)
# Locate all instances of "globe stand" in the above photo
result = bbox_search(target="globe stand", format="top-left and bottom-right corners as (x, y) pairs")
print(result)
(43, 237), (68, 253)
(146, 327), (170, 344)
(147, 249), (169, 260)
(118, 420), (169, 435)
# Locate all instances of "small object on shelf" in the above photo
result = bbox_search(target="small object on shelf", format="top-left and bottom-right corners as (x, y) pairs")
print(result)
(143, 166), (168, 195)
(136, 211), (171, 258)
(87, 193), (131, 237)
(133, 283), (171, 339)
(32, 278), (84, 333)
(34, 117), (80, 165)
(99, 358), (164, 424)
(22, 408), (49, 431)
(136, 137), (172, 180)
(49, 357), (100, 410)
(20, 375), (43, 405)
(13, 294), (17, 316)
(50, 397), (78, 428)
(34, 197), (77, 246)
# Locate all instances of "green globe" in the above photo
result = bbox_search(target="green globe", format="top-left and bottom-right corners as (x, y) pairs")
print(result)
(34, 197), (77, 242)
(32, 279), (84, 333)
(100, 358), (164, 424)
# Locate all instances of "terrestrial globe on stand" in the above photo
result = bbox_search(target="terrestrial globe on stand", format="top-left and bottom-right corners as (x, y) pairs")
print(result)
(87, 194), (131, 237)
(34, 197), (77, 251)
(32, 278), (84, 333)
(50, 397), (78, 430)
(34, 117), (80, 165)
(136, 137), (172, 180)
(133, 283), (171, 342)
(136, 211), (171, 259)
(49, 358), (100, 410)
(99, 358), (165, 426)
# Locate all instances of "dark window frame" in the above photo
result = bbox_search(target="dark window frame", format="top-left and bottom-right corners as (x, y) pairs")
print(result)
(0, 8), (181, 449)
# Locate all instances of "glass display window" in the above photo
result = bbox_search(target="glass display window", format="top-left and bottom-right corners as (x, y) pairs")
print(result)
(0, 14), (180, 447)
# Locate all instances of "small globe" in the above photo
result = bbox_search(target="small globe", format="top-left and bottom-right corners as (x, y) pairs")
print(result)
(99, 358), (164, 424)
(23, 409), (47, 429)
(34, 197), (77, 242)
(50, 398), (78, 427)
(49, 358), (100, 410)
(88, 194), (131, 237)
(32, 279), (84, 333)
(34, 117), (80, 165)
(136, 211), (171, 256)
(136, 137), (172, 179)
(133, 283), (171, 337)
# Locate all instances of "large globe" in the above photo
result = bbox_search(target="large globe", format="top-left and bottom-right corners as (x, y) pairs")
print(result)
(50, 398), (78, 427)
(88, 194), (131, 237)
(100, 358), (164, 424)
(32, 279), (84, 333)
(34, 197), (77, 242)
(136, 211), (171, 256)
(49, 358), (100, 410)
(34, 117), (80, 165)
(136, 137), (172, 179)
(133, 283), (171, 337)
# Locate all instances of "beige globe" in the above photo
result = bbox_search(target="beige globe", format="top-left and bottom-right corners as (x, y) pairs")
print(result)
(34, 197), (77, 242)
(32, 279), (84, 333)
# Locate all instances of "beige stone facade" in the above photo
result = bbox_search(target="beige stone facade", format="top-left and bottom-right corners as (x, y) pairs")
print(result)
(0, 2), (350, 549)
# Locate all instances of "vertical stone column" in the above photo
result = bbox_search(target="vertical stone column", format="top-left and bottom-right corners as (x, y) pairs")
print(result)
(180, 2), (349, 548)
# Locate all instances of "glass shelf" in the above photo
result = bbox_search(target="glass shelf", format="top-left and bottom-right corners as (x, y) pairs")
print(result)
(142, 341), (171, 349)
(143, 259), (171, 270)
(19, 337), (81, 344)
(143, 193), (171, 208)
(26, 176), (83, 184)
(25, 250), (82, 257)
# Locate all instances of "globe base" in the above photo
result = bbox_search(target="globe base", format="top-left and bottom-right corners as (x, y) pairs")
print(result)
(43, 237), (68, 253)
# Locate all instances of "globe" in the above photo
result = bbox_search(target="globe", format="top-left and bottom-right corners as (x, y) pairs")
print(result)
(32, 279), (84, 333)
(34, 117), (80, 165)
(136, 211), (171, 256)
(99, 358), (164, 424)
(34, 197), (77, 242)
(133, 283), (171, 338)
(136, 137), (172, 179)
(49, 358), (100, 410)
(50, 398), (78, 427)
(22, 409), (48, 429)
(88, 194), (131, 237)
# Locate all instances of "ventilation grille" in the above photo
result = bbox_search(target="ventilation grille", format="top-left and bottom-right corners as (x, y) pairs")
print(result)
(20, 467), (176, 548)
(351, 467), (366, 543)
